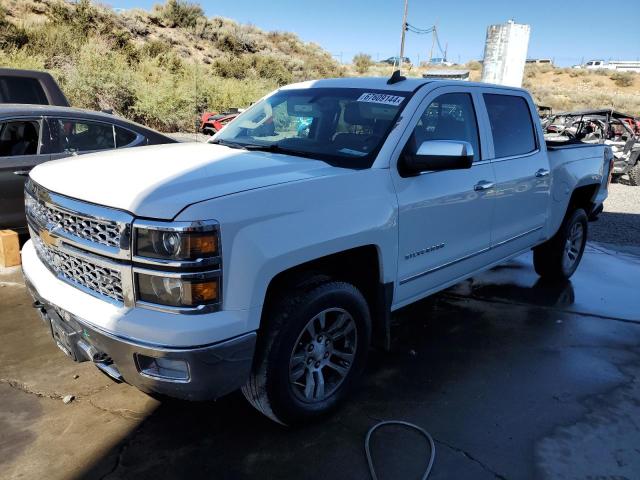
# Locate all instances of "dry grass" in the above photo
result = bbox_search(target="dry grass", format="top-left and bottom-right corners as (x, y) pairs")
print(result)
(343, 62), (640, 116)
(0, 0), (343, 131)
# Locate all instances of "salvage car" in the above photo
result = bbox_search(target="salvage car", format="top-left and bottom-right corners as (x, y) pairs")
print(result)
(0, 105), (175, 233)
(544, 109), (640, 185)
(22, 77), (611, 425)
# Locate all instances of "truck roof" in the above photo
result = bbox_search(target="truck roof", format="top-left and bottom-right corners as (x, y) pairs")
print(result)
(281, 76), (528, 93)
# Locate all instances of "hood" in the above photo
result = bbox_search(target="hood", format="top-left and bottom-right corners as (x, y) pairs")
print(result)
(30, 143), (341, 219)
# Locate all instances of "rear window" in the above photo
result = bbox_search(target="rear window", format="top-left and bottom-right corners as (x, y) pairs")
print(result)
(0, 76), (48, 105)
(115, 126), (138, 147)
(484, 94), (537, 158)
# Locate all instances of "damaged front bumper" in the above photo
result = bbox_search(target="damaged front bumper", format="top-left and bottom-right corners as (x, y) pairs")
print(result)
(24, 275), (256, 401)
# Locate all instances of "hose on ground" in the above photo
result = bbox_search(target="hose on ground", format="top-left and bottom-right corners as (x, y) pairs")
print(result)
(365, 420), (436, 480)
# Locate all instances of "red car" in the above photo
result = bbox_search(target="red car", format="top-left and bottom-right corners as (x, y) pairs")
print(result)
(199, 109), (242, 135)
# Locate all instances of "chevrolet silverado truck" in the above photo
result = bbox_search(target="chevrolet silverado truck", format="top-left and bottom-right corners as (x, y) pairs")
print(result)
(22, 77), (611, 425)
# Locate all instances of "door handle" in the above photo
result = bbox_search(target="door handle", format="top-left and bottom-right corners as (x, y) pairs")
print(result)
(13, 170), (30, 177)
(535, 168), (550, 178)
(474, 180), (494, 191)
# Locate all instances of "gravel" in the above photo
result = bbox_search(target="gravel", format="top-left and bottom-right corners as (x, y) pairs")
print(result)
(589, 183), (640, 247)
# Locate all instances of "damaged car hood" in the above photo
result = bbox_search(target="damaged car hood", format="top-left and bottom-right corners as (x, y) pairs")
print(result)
(29, 143), (341, 219)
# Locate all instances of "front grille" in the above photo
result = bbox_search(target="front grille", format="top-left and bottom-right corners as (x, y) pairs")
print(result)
(26, 195), (121, 248)
(32, 234), (124, 303)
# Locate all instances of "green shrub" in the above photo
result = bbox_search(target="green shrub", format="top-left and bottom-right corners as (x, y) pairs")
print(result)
(63, 39), (136, 115)
(152, 0), (204, 29)
(353, 53), (373, 74)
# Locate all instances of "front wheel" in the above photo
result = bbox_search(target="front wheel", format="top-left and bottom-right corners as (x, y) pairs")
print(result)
(242, 281), (371, 425)
(533, 208), (588, 280)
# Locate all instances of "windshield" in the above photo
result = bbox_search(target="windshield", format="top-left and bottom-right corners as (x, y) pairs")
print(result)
(212, 87), (411, 168)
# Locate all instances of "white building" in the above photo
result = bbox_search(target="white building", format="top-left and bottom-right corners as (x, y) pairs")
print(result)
(481, 20), (530, 87)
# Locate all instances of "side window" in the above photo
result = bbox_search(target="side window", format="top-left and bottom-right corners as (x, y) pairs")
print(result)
(483, 94), (537, 158)
(409, 92), (480, 161)
(115, 126), (139, 148)
(0, 120), (40, 157)
(0, 77), (48, 105)
(45, 119), (115, 153)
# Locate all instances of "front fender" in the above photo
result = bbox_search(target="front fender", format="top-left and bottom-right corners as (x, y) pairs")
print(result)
(176, 169), (398, 331)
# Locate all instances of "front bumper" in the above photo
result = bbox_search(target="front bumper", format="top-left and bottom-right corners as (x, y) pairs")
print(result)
(24, 275), (256, 401)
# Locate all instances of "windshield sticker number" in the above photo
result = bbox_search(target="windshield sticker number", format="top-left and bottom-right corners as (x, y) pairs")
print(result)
(357, 93), (405, 106)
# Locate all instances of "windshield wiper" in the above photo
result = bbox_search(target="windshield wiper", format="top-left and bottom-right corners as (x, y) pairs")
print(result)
(240, 143), (319, 160)
(210, 139), (248, 150)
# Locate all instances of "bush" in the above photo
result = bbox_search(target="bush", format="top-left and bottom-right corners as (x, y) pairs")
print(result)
(465, 60), (482, 71)
(152, 0), (204, 29)
(63, 39), (136, 115)
(610, 72), (634, 87)
(353, 53), (373, 74)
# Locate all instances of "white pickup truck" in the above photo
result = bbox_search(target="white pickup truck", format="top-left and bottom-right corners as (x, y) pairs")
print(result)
(22, 77), (611, 424)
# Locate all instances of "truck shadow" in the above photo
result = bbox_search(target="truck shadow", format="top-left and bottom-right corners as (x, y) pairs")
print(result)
(78, 276), (577, 480)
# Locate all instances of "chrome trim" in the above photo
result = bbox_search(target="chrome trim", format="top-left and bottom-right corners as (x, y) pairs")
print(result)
(474, 180), (494, 191)
(132, 266), (221, 279)
(491, 225), (543, 249)
(25, 179), (133, 259)
(399, 225), (544, 285)
(133, 219), (218, 233)
(29, 225), (133, 307)
(134, 354), (191, 384)
(489, 149), (540, 164)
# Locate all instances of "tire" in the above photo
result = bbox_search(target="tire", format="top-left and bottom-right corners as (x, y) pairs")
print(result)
(241, 281), (371, 425)
(533, 208), (588, 280)
(203, 127), (217, 136)
(628, 162), (640, 186)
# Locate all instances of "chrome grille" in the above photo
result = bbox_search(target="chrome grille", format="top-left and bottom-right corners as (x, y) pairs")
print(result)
(26, 194), (121, 248)
(32, 233), (124, 303)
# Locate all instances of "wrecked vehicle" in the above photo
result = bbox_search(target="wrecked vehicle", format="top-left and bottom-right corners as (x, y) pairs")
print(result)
(544, 109), (640, 185)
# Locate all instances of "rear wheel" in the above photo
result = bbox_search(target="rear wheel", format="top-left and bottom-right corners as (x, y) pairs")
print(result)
(533, 208), (588, 280)
(242, 281), (371, 425)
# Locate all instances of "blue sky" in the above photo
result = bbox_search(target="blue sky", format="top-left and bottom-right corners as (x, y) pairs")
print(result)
(108, 0), (639, 66)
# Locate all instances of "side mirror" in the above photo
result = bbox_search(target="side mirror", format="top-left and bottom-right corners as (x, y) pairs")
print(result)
(402, 140), (474, 174)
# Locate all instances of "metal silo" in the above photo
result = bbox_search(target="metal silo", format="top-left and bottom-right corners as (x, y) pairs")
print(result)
(481, 20), (530, 87)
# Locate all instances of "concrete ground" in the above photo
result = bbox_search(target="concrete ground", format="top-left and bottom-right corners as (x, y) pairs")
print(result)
(1, 242), (639, 480)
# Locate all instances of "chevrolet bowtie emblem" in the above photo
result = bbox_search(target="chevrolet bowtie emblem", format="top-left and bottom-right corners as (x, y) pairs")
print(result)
(39, 229), (57, 248)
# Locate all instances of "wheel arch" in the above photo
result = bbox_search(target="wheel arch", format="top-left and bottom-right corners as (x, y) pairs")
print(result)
(260, 245), (393, 350)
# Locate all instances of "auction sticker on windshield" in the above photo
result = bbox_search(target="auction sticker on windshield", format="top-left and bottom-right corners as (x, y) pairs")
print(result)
(357, 93), (405, 106)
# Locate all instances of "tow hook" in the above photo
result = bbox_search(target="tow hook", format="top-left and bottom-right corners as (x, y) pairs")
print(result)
(32, 300), (45, 311)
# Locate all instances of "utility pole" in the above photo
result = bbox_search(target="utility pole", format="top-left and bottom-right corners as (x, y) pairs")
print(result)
(398, 0), (409, 71)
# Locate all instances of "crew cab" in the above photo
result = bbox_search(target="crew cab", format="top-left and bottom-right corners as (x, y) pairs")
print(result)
(21, 78), (611, 425)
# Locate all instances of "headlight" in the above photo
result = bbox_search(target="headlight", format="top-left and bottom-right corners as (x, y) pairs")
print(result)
(132, 220), (221, 313)
(135, 224), (219, 261)
(136, 271), (219, 309)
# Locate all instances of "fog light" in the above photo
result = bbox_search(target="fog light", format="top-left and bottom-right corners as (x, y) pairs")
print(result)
(136, 355), (190, 382)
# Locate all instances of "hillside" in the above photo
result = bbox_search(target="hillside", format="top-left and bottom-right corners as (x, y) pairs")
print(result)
(346, 61), (640, 116)
(0, 0), (342, 131)
(1, 0), (638, 133)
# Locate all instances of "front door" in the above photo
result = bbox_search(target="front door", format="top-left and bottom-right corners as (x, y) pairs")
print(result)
(0, 118), (48, 230)
(392, 88), (496, 306)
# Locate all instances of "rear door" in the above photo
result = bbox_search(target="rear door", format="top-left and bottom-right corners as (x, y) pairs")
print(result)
(480, 90), (551, 256)
(0, 118), (48, 230)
